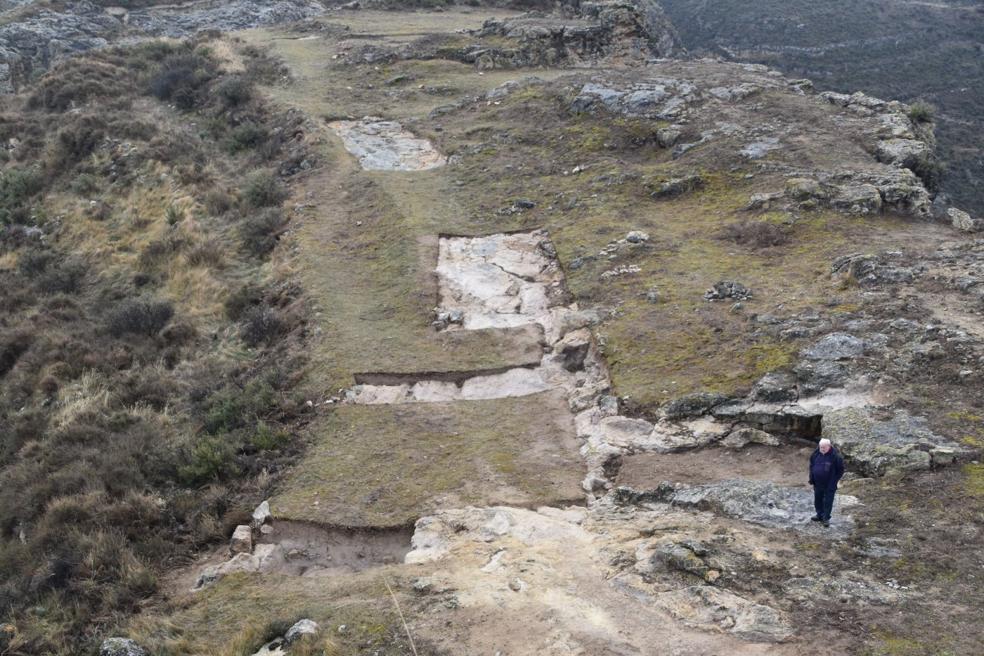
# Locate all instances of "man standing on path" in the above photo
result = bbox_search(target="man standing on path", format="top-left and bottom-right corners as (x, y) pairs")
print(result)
(809, 438), (845, 527)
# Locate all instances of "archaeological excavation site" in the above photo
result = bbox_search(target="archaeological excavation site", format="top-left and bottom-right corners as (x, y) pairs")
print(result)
(0, 1), (982, 655)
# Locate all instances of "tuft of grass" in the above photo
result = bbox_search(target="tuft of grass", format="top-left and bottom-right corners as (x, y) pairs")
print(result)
(963, 463), (984, 498)
(906, 101), (935, 124)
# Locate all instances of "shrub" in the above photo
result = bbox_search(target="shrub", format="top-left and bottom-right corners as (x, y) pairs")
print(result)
(107, 298), (174, 337)
(224, 123), (268, 154)
(907, 152), (946, 192)
(165, 204), (184, 226)
(907, 101), (935, 124)
(50, 116), (106, 170)
(240, 208), (286, 256)
(69, 172), (100, 195)
(241, 170), (286, 209)
(38, 260), (87, 294)
(147, 53), (215, 110)
(179, 436), (239, 485)
(202, 379), (277, 435)
(138, 235), (186, 271)
(0, 167), (44, 225)
(204, 188), (234, 216)
(27, 58), (131, 112)
(214, 75), (254, 107)
(224, 284), (263, 320)
(719, 220), (789, 248)
(185, 240), (224, 268)
(250, 421), (290, 451)
(240, 306), (286, 347)
(17, 248), (52, 276)
(0, 330), (32, 377)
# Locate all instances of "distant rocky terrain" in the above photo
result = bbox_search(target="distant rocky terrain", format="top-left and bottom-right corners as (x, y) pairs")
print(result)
(658, 0), (984, 215)
(0, 0), (325, 92)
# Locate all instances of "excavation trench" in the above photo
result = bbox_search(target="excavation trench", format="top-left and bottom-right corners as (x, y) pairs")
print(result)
(193, 521), (414, 589)
(328, 118), (447, 171)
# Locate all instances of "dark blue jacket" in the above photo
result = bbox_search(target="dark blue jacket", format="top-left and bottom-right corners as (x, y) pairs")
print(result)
(809, 447), (845, 490)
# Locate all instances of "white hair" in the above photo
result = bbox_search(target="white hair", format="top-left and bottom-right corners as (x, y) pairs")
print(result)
(818, 438), (832, 447)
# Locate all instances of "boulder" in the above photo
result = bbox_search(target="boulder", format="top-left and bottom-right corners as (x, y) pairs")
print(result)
(829, 184), (883, 214)
(230, 524), (253, 555)
(948, 207), (982, 233)
(875, 138), (930, 167)
(750, 372), (798, 403)
(822, 408), (968, 476)
(721, 427), (779, 449)
(802, 333), (865, 361)
(642, 539), (720, 583)
(664, 392), (728, 419)
(653, 586), (792, 642)
(195, 543), (284, 589)
(252, 499), (271, 528)
(651, 173), (703, 198)
(100, 638), (147, 656)
(284, 619), (319, 644)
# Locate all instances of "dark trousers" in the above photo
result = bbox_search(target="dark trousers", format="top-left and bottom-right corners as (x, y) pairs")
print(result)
(813, 484), (836, 521)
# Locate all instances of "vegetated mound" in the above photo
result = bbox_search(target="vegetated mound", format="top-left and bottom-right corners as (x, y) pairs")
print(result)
(0, 0), (324, 93)
(0, 36), (316, 655)
(657, 0), (984, 214)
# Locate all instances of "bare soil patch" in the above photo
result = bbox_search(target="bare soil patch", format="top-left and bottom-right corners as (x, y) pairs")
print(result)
(617, 443), (814, 488)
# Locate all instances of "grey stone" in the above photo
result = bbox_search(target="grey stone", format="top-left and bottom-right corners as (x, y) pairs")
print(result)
(100, 638), (147, 656)
(284, 619), (319, 644)
(802, 333), (865, 361)
(664, 392), (728, 419)
(948, 207), (982, 233)
(829, 184), (883, 214)
(721, 427), (780, 449)
(230, 524), (253, 555)
(740, 137), (781, 159)
(750, 372), (798, 403)
(652, 173), (703, 199)
(653, 586), (792, 642)
(822, 408), (968, 476)
(626, 230), (650, 243)
(616, 479), (856, 534)
(252, 499), (271, 528)
(875, 138), (931, 167)
(704, 281), (751, 301)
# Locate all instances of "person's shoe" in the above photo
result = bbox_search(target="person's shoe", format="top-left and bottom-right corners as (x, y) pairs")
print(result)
(821, 520), (830, 527)
(810, 515), (822, 522)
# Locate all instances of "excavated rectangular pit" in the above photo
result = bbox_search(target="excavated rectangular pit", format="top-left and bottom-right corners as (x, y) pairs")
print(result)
(329, 118), (447, 171)
(345, 229), (609, 405)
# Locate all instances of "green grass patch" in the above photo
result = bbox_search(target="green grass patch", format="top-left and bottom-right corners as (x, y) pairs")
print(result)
(271, 392), (583, 527)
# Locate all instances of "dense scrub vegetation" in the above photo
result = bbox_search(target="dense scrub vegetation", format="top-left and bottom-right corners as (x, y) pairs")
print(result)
(0, 36), (313, 655)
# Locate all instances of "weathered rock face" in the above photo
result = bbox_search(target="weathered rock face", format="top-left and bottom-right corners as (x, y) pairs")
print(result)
(466, 0), (683, 69)
(653, 585), (792, 643)
(615, 480), (857, 534)
(0, 0), (324, 92)
(822, 408), (968, 476)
